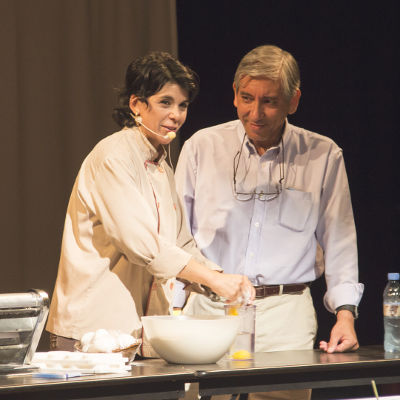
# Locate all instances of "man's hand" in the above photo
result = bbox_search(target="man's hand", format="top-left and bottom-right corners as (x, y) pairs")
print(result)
(319, 310), (359, 353)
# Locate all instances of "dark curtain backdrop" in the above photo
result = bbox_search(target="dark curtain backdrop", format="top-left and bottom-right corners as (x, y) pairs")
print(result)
(0, 0), (178, 348)
(176, 0), (400, 348)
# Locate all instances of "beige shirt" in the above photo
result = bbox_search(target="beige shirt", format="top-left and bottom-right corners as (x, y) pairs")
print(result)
(46, 127), (218, 355)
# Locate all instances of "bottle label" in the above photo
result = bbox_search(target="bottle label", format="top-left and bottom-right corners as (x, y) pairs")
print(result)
(384, 304), (400, 317)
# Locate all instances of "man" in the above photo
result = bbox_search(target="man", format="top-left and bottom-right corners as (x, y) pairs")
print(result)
(175, 45), (364, 400)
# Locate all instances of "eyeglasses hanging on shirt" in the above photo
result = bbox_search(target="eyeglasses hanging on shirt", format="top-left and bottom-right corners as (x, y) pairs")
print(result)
(233, 133), (285, 201)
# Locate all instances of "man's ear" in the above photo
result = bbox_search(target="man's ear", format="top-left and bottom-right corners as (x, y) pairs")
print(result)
(288, 89), (301, 115)
(233, 83), (238, 108)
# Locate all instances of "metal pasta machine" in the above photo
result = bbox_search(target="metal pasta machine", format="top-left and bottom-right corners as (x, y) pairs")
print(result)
(0, 289), (49, 372)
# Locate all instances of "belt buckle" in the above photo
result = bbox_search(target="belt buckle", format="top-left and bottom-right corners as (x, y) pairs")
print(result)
(255, 286), (264, 299)
(261, 286), (267, 298)
(255, 285), (277, 299)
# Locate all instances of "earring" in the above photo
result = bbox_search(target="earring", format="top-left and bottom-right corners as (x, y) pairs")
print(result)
(131, 112), (142, 124)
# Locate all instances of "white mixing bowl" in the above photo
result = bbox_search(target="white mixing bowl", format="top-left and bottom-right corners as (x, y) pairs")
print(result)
(141, 315), (240, 364)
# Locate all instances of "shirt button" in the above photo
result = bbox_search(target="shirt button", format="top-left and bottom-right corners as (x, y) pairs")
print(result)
(254, 222), (260, 227)
(250, 252), (254, 257)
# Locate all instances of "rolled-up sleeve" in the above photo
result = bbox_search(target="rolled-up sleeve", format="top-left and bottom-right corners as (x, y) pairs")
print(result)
(82, 155), (192, 279)
(316, 147), (364, 312)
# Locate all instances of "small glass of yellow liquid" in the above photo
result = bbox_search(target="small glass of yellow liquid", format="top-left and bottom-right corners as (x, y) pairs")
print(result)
(224, 304), (256, 360)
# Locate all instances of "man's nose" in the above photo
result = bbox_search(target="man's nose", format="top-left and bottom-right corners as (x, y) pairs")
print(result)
(249, 101), (264, 119)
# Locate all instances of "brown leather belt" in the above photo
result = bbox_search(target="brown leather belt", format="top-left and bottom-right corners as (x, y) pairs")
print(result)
(254, 283), (309, 299)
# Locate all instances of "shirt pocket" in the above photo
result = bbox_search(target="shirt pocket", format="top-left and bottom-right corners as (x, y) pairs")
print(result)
(278, 188), (313, 232)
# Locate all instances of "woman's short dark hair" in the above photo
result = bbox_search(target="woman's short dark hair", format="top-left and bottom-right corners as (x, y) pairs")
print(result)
(112, 51), (199, 128)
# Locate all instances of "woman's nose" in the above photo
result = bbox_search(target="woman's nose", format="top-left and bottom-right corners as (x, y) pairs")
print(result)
(169, 107), (183, 121)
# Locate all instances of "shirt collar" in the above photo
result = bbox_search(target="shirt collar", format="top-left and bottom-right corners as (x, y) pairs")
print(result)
(238, 119), (290, 158)
(129, 127), (167, 164)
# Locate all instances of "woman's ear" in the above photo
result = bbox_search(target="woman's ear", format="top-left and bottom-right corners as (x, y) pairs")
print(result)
(129, 95), (139, 115)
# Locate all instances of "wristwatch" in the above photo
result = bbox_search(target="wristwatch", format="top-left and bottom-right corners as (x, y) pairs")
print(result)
(335, 304), (358, 319)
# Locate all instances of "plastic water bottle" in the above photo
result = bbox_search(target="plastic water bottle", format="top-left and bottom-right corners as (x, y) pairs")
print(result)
(383, 272), (400, 352)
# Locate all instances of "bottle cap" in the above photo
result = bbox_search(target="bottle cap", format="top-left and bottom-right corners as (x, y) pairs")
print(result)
(388, 272), (400, 280)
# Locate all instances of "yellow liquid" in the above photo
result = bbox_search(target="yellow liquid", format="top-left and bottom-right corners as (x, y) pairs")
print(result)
(227, 306), (239, 316)
(232, 350), (252, 360)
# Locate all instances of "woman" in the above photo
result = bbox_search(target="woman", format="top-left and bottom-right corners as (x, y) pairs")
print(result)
(46, 52), (254, 356)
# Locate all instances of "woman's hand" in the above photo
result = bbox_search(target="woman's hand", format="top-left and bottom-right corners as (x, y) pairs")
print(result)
(209, 272), (255, 304)
(177, 259), (255, 304)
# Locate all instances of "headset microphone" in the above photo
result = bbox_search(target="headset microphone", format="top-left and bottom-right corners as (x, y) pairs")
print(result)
(133, 114), (176, 140)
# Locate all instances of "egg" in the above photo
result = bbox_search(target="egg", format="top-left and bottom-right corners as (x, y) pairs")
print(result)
(79, 329), (138, 353)
(232, 350), (252, 360)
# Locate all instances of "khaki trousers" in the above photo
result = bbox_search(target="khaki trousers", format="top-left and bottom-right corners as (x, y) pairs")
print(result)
(183, 288), (317, 400)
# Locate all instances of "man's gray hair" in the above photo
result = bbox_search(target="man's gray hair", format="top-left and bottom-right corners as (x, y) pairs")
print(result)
(234, 45), (300, 99)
